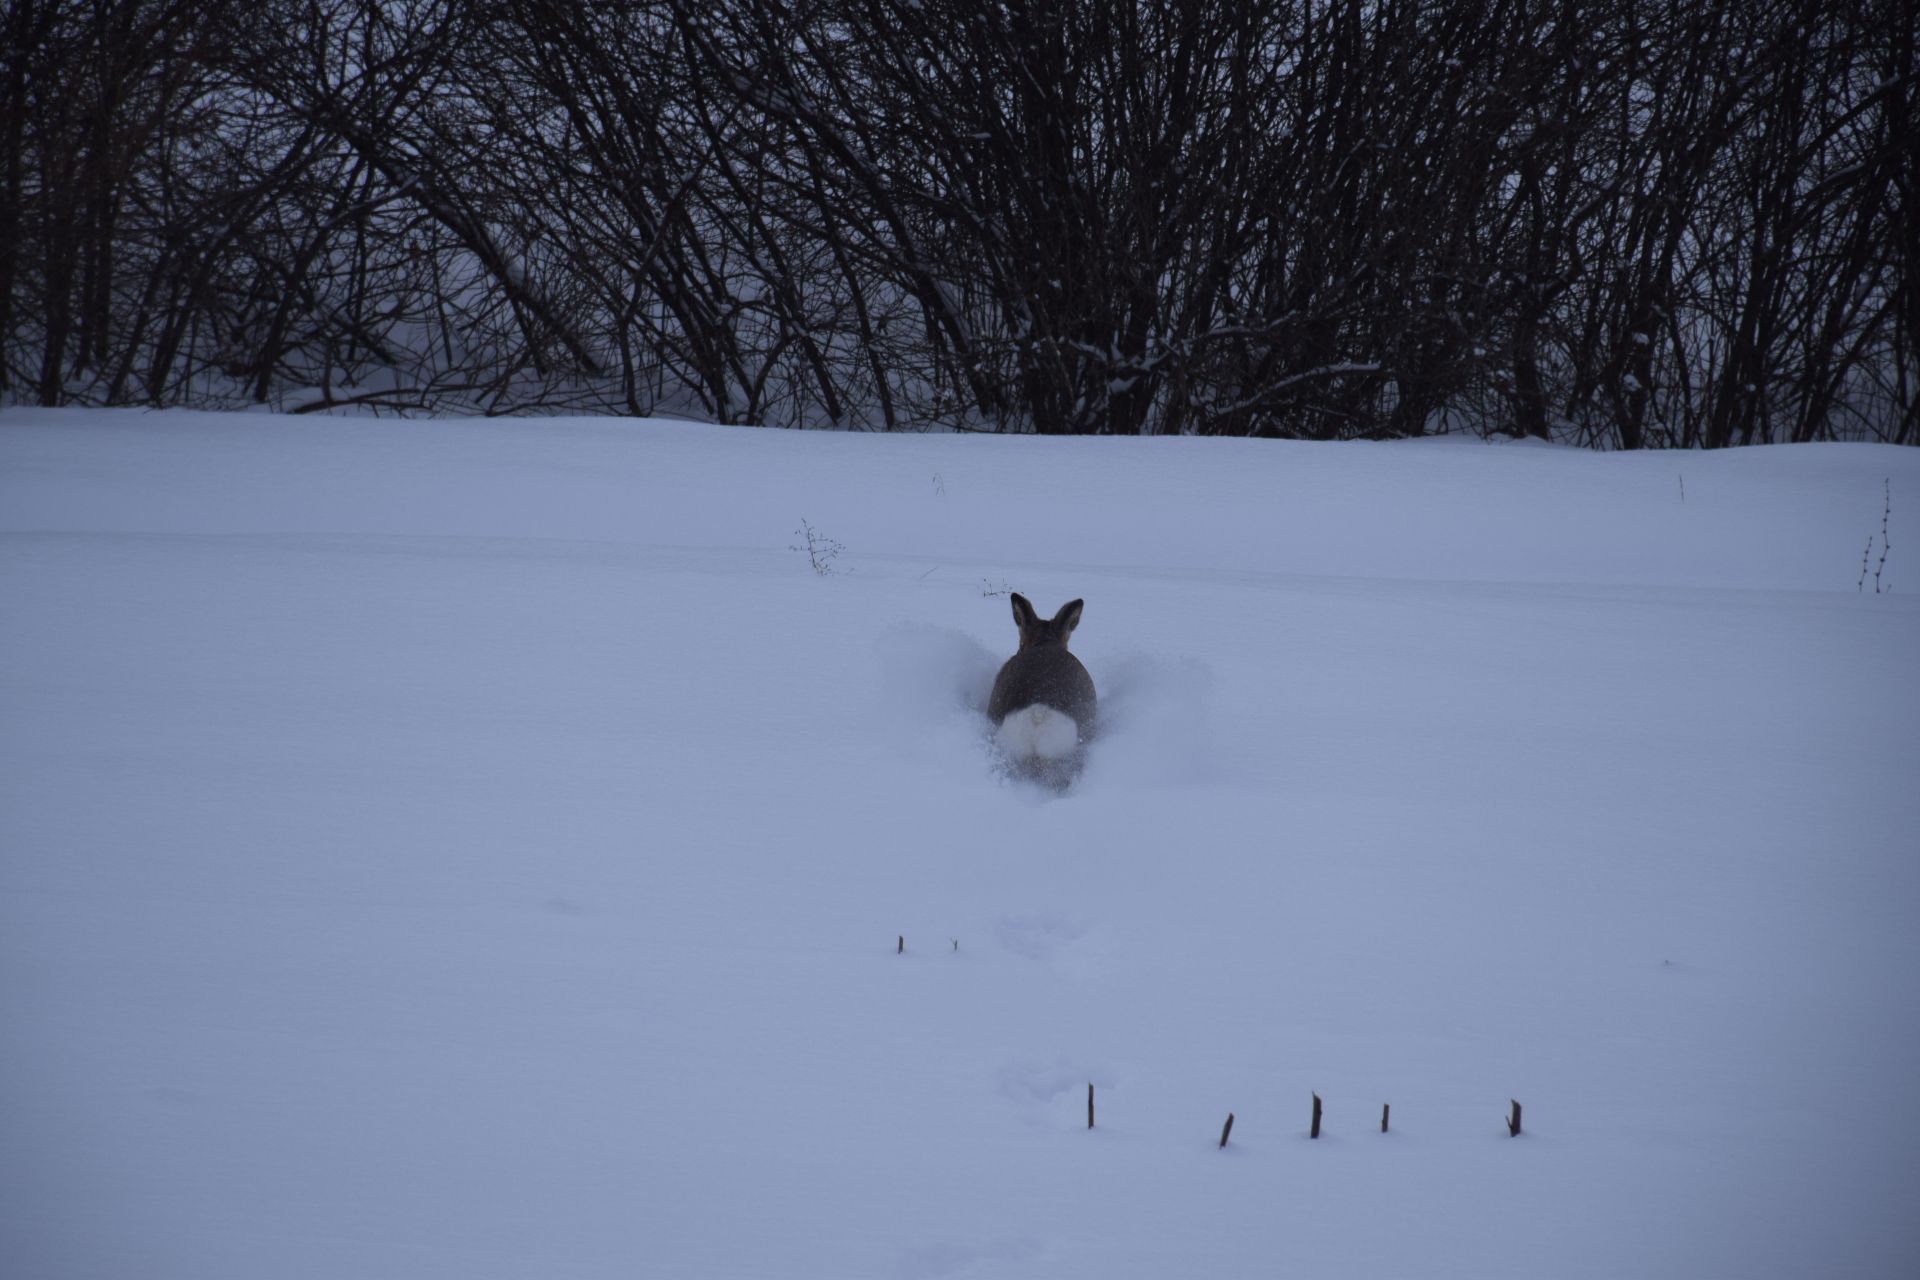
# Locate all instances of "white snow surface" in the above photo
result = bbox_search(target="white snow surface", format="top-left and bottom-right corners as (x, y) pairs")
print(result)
(2, 408), (1917, 1279)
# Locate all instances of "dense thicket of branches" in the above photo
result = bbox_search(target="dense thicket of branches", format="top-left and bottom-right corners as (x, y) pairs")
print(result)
(4, 0), (1914, 444)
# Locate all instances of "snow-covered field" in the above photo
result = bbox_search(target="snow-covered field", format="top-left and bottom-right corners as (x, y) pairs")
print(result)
(3, 408), (1916, 1279)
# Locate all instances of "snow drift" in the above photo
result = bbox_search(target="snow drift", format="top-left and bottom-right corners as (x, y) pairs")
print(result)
(2, 409), (1917, 1280)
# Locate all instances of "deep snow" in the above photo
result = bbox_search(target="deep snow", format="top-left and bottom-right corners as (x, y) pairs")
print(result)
(2, 408), (1917, 1279)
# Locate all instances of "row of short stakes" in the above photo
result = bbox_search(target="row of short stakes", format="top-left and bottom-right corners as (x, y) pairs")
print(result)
(893, 940), (1524, 1142)
(1087, 1085), (1524, 1143)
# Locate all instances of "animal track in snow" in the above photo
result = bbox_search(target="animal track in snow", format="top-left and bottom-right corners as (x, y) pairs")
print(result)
(991, 912), (1085, 964)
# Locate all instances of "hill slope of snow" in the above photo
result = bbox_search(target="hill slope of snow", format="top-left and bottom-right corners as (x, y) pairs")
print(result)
(3, 409), (1917, 1279)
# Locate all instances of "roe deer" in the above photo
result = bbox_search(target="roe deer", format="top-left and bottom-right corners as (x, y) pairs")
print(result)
(988, 594), (1096, 782)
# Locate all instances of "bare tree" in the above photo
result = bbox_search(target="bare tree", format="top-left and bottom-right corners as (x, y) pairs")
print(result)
(4, 0), (1913, 443)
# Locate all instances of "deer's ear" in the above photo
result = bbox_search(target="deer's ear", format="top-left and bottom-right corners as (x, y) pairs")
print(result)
(1010, 593), (1038, 635)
